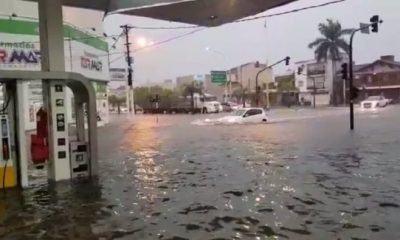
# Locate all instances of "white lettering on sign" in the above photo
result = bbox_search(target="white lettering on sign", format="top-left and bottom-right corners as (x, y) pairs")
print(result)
(81, 51), (103, 72)
(81, 56), (102, 72)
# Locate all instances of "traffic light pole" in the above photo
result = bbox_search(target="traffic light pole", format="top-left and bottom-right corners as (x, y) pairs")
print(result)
(255, 57), (290, 107)
(348, 22), (377, 130)
(349, 30), (356, 130)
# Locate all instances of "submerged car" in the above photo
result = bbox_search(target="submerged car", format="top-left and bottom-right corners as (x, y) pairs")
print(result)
(360, 96), (390, 109)
(219, 108), (268, 124)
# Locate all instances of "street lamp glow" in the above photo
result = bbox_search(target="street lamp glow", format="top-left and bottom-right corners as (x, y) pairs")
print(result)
(137, 37), (148, 47)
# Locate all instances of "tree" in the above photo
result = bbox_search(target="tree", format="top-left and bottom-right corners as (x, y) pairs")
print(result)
(232, 88), (244, 103)
(308, 19), (354, 105)
(182, 81), (203, 112)
(108, 95), (126, 114)
(134, 86), (181, 113)
(276, 74), (298, 93)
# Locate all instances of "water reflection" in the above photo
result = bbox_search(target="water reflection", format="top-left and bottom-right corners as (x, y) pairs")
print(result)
(0, 180), (104, 239)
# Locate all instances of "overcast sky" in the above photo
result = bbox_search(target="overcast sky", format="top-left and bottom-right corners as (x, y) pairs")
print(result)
(102, 0), (400, 85)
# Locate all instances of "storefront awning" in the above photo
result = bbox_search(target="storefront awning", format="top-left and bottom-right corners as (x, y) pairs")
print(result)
(26, 0), (297, 26)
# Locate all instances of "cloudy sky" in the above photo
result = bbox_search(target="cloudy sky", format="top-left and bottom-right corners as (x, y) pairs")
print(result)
(102, 0), (400, 85)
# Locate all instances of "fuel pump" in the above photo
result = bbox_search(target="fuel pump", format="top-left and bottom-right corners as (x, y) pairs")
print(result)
(0, 115), (13, 189)
(31, 108), (49, 168)
(0, 92), (16, 189)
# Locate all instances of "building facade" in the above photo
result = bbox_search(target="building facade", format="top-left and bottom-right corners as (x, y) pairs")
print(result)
(229, 62), (273, 92)
(353, 55), (400, 102)
(161, 79), (175, 90)
(295, 54), (348, 106)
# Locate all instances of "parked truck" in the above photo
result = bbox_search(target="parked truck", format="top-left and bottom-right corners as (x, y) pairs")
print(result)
(141, 93), (222, 114)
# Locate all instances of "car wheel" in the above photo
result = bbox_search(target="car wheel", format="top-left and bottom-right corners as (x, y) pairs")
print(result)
(262, 119), (267, 122)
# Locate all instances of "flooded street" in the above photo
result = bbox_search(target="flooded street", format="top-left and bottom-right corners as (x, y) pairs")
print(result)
(1, 107), (400, 240)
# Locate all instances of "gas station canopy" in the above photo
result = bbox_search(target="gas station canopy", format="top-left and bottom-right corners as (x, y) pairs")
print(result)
(27, 0), (297, 26)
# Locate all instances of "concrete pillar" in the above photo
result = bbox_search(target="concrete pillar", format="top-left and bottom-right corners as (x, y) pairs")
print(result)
(75, 102), (85, 142)
(16, 81), (29, 188)
(38, 0), (71, 181)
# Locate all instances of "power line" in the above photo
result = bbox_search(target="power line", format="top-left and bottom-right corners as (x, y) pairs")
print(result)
(131, 25), (200, 30)
(134, 28), (205, 52)
(109, 28), (205, 64)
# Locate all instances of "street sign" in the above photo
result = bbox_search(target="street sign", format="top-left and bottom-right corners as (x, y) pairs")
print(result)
(211, 71), (227, 83)
(360, 23), (370, 34)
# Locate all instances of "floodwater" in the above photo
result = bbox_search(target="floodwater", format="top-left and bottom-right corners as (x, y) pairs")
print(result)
(1, 107), (400, 240)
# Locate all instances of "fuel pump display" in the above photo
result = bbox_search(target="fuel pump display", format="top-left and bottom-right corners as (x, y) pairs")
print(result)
(0, 114), (16, 189)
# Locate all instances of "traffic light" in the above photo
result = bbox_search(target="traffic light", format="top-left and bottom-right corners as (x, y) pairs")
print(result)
(341, 63), (348, 80)
(127, 70), (132, 86)
(297, 66), (304, 75)
(350, 86), (359, 100)
(285, 56), (290, 66)
(370, 15), (380, 33)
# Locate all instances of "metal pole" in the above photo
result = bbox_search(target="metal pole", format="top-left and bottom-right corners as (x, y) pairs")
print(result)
(255, 57), (289, 107)
(313, 78), (316, 109)
(228, 70), (232, 101)
(266, 79), (270, 108)
(349, 31), (356, 130)
(347, 21), (377, 130)
(255, 71), (261, 107)
(242, 85), (246, 108)
(107, 48), (111, 70)
(67, 36), (73, 71)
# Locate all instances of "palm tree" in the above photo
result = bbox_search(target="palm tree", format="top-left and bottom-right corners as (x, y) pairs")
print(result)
(182, 81), (203, 112)
(308, 19), (354, 105)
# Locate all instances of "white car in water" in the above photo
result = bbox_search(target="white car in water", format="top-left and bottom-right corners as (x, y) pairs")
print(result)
(219, 108), (268, 124)
(360, 96), (390, 110)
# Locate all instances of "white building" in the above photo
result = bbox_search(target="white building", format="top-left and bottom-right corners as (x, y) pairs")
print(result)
(295, 55), (348, 106)
(229, 62), (273, 92)
(0, 0), (110, 129)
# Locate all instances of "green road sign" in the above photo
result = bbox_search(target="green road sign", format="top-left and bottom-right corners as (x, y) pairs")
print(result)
(211, 71), (227, 83)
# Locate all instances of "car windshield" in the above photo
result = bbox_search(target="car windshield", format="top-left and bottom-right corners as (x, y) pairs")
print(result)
(233, 109), (246, 116)
(367, 96), (381, 100)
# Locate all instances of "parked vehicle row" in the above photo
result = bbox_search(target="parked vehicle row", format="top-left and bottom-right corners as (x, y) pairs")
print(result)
(128, 93), (246, 114)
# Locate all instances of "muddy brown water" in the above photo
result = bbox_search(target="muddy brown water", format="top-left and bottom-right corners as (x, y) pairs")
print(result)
(1, 108), (400, 240)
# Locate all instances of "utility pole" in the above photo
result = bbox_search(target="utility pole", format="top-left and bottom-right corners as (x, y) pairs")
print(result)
(121, 24), (134, 113)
